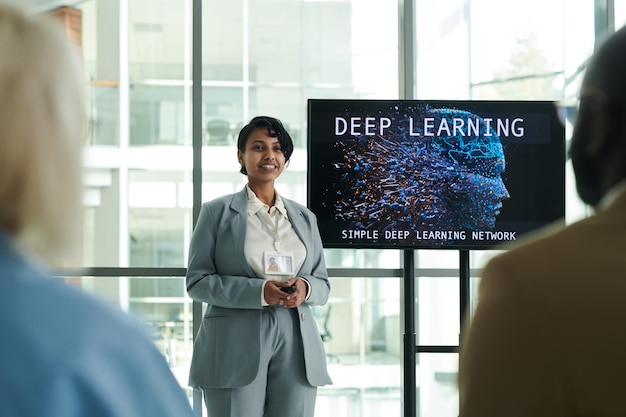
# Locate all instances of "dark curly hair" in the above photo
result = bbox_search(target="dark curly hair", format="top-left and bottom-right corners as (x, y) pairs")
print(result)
(236, 116), (294, 175)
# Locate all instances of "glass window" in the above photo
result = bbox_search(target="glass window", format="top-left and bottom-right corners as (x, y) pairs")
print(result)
(417, 353), (459, 417)
(414, 1), (597, 415)
(617, 1), (626, 29)
(34, 0), (604, 416)
(91, 0), (388, 413)
(317, 277), (402, 417)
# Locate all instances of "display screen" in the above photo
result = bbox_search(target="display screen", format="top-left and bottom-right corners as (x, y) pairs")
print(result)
(307, 99), (565, 250)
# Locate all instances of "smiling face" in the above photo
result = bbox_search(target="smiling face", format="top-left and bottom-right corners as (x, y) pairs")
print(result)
(237, 127), (286, 187)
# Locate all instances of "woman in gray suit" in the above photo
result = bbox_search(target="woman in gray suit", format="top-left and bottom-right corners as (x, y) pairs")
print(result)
(186, 116), (333, 417)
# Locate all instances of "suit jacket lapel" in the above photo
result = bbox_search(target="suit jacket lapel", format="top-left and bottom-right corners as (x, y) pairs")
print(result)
(229, 188), (258, 278)
(283, 199), (313, 275)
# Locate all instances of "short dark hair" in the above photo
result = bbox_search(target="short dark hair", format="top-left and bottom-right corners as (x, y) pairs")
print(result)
(236, 116), (294, 175)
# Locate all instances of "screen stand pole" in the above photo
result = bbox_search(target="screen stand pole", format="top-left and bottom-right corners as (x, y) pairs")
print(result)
(403, 249), (416, 417)
(459, 249), (470, 339)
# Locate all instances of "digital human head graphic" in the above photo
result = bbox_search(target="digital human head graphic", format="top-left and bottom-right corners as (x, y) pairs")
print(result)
(333, 105), (510, 234)
(421, 107), (510, 230)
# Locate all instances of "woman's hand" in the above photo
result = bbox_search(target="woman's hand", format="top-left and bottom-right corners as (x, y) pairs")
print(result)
(264, 278), (307, 308)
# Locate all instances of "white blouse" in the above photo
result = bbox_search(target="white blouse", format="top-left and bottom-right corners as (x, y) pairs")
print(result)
(243, 185), (308, 305)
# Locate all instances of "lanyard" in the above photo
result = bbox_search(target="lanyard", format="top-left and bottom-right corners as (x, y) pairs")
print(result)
(256, 209), (282, 252)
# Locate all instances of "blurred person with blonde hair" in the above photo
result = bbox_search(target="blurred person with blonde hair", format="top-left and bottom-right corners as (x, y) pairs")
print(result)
(0, 3), (195, 416)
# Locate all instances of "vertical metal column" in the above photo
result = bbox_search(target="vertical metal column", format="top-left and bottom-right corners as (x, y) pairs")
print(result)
(459, 250), (470, 335)
(399, 0), (415, 101)
(191, 0), (203, 414)
(403, 250), (416, 417)
(594, 0), (615, 51)
(399, 1), (416, 415)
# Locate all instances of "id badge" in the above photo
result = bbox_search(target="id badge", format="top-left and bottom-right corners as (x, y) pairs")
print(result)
(264, 251), (294, 275)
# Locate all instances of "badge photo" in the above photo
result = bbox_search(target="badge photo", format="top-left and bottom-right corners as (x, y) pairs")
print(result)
(264, 251), (294, 275)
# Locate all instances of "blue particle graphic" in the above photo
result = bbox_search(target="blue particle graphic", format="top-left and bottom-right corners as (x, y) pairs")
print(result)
(332, 105), (510, 238)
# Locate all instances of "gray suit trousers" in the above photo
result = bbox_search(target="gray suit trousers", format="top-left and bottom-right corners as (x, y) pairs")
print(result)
(202, 307), (317, 417)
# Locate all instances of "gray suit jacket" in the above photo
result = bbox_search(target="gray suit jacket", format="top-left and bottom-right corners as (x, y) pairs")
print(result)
(459, 187), (626, 416)
(186, 187), (332, 388)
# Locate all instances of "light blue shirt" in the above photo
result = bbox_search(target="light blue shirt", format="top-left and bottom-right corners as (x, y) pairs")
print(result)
(0, 232), (195, 417)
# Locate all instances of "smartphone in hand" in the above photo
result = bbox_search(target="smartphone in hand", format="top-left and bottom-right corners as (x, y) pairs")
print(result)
(280, 284), (297, 293)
